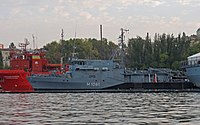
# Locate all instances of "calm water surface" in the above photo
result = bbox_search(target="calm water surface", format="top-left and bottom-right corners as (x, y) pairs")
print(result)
(0, 93), (200, 125)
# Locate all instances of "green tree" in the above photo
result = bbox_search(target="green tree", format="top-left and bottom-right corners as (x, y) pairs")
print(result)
(43, 41), (61, 63)
(0, 50), (3, 69)
(43, 38), (119, 64)
(9, 42), (16, 49)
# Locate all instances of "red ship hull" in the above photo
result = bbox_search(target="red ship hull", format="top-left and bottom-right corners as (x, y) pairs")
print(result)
(0, 70), (34, 92)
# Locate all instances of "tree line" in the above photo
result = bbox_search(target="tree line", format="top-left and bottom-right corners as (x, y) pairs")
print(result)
(126, 32), (200, 69)
(43, 32), (200, 70)
(0, 32), (200, 70)
(43, 38), (118, 64)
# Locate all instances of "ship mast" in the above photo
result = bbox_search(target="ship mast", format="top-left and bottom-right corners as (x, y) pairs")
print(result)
(119, 28), (129, 70)
(19, 38), (30, 51)
(72, 23), (77, 59)
(61, 29), (64, 41)
(32, 34), (35, 49)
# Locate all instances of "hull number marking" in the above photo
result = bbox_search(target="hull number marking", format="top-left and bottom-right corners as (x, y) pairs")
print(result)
(87, 82), (100, 86)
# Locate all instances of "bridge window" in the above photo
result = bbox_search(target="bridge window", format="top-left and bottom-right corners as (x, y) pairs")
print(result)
(72, 61), (85, 65)
(89, 75), (96, 78)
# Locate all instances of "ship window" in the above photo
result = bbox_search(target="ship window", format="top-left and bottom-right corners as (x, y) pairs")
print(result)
(72, 61), (85, 65)
(89, 75), (96, 78)
(81, 61), (85, 65)
(78, 61), (85, 65)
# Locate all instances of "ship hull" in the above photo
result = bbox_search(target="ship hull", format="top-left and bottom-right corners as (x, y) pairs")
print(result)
(185, 66), (200, 88)
(0, 69), (195, 92)
(27, 69), (125, 90)
(0, 67), (193, 92)
(27, 69), (193, 91)
(0, 70), (34, 92)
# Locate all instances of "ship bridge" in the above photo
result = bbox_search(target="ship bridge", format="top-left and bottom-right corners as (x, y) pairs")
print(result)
(182, 52), (200, 68)
(70, 59), (120, 71)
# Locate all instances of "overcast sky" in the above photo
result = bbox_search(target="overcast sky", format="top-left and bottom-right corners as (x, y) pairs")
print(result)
(0, 0), (200, 48)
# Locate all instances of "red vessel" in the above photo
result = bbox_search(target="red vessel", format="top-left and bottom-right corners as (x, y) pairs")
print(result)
(0, 70), (33, 92)
(0, 41), (62, 92)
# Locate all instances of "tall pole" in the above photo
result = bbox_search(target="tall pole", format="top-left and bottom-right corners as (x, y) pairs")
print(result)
(35, 36), (38, 49)
(61, 29), (64, 42)
(72, 23), (77, 59)
(100, 25), (103, 42)
(100, 24), (105, 59)
(32, 34), (35, 49)
(61, 29), (64, 65)
(120, 28), (124, 69)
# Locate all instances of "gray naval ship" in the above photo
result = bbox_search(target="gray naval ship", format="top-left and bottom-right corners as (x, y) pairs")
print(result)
(28, 59), (175, 91)
(27, 29), (189, 92)
(182, 52), (200, 88)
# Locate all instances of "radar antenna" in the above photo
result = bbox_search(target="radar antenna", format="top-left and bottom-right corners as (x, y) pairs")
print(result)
(19, 38), (30, 51)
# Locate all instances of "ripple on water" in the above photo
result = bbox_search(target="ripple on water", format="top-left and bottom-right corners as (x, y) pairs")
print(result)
(0, 93), (200, 124)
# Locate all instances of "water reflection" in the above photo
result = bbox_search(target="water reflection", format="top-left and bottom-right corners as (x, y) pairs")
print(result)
(0, 93), (200, 124)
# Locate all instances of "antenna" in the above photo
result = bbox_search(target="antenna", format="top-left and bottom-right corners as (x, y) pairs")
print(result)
(60, 29), (64, 65)
(32, 34), (35, 49)
(72, 23), (77, 59)
(61, 29), (64, 41)
(19, 38), (30, 51)
(36, 36), (38, 49)
(74, 23), (77, 39)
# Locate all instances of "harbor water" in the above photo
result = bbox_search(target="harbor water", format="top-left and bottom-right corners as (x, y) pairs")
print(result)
(0, 93), (200, 124)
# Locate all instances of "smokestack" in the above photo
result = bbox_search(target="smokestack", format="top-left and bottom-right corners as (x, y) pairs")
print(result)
(100, 25), (103, 42)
